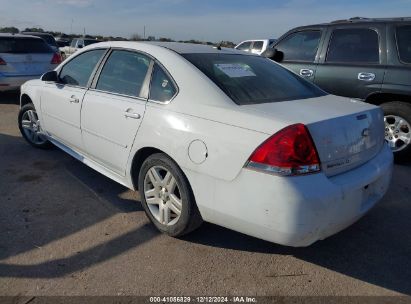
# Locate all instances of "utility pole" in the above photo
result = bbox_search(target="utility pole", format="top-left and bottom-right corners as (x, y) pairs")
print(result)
(83, 27), (86, 37)
(143, 25), (146, 40)
(70, 19), (73, 34)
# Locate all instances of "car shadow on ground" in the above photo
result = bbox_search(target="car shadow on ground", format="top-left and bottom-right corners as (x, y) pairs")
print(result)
(182, 163), (411, 295)
(0, 91), (20, 104)
(0, 131), (410, 295)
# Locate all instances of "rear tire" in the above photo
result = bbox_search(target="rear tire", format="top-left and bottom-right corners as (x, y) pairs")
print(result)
(381, 101), (411, 161)
(18, 103), (52, 149)
(138, 153), (203, 237)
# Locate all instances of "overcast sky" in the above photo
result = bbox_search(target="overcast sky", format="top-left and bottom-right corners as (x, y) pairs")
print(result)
(1, 0), (411, 42)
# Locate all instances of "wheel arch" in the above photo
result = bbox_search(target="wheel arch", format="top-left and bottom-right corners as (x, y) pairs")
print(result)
(20, 93), (33, 108)
(366, 92), (411, 106)
(130, 146), (174, 190)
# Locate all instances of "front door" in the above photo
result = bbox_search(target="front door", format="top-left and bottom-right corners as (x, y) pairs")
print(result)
(41, 49), (107, 151)
(81, 50), (152, 175)
(273, 29), (324, 82)
(314, 26), (386, 99)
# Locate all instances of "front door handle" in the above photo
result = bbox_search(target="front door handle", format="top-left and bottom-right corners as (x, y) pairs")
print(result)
(69, 95), (79, 103)
(358, 72), (376, 82)
(124, 109), (141, 119)
(300, 69), (314, 77)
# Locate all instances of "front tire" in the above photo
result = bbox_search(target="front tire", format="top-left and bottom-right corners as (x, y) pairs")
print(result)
(18, 103), (52, 149)
(138, 153), (203, 237)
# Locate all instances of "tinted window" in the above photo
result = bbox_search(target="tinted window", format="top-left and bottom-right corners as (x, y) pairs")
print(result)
(149, 64), (177, 102)
(84, 40), (100, 46)
(275, 31), (321, 62)
(396, 25), (411, 64)
(327, 28), (379, 63)
(60, 49), (105, 87)
(96, 50), (151, 97)
(236, 42), (252, 51)
(252, 41), (264, 52)
(0, 38), (52, 53)
(183, 53), (326, 105)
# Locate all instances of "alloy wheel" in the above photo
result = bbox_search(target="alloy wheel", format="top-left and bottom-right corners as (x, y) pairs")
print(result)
(384, 115), (411, 152)
(143, 166), (183, 226)
(21, 109), (47, 145)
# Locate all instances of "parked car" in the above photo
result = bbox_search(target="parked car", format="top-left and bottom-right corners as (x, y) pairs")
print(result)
(19, 42), (392, 247)
(235, 39), (276, 55)
(59, 38), (101, 59)
(21, 32), (59, 53)
(264, 17), (411, 159)
(55, 38), (71, 48)
(0, 33), (62, 92)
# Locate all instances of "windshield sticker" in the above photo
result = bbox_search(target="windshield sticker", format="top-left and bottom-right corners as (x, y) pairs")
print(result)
(214, 63), (256, 78)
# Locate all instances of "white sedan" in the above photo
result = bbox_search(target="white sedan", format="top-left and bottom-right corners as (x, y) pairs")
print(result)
(18, 42), (393, 247)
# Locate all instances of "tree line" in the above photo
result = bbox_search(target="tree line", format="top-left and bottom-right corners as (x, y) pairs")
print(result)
(0, 26), (236, 48)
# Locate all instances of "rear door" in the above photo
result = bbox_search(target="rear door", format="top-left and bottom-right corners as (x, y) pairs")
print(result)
(41, 49), (107, 151)
(273, 28), (325, 82)
(314, 25), (386, 99)
(81, 49), (152, 175)
(0, 37), (53, 76)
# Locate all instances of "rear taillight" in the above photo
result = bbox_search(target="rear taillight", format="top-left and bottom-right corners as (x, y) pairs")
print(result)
(0, 57), (6, 65)
(51, 53), (62, 64)
(246, 123), (321, 176)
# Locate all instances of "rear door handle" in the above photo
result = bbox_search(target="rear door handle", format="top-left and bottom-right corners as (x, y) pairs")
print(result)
(358, 72), (376, 82)
(300, 69), (314, 77)
(69, 95), (79, 103)
(124, 109), (141, 119)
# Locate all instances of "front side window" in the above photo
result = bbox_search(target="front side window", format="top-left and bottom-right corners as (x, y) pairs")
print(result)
(59, 49), (106, 87)
(252, 41), (264, 52)
(396, 25), (411, 64)
(326, 28), (379, 63)
(236, 42), (252, 51)
(183, 53), (326, 105)
(96, 50), (151, 97)
(149, 64), (177, 102)
(275, 30), (322, 62)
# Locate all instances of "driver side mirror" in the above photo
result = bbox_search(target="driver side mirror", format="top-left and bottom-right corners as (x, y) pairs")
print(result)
(41, 70), (58, 82)
(262, 48), (284, 63)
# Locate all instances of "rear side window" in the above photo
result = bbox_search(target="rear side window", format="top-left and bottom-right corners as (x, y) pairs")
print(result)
(252, 41), (264, 52)
(236, 42), (252, 51)
(60, 49), (106, 87)
(326, 28), (379, 63)
(0, 38), (52, 53)
(275, 31), (321, 62)
(183, 53), (326, 105)
(396, 25), (411, 64)
(149, 64), (177, 102)
(96, 50), (151, 97)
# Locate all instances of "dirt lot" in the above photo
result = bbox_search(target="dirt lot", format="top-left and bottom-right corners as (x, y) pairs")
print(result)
(0, 91), (411, 297)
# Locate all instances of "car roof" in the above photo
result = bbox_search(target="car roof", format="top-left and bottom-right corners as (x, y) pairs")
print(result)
(298, 17), (411, 29)
(90, 41), (256, 55)
(21, 32), (53, 36)
(0, 33), (43, 39)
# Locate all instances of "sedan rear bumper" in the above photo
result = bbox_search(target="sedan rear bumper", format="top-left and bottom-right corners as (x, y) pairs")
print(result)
(194, 144), (393, 247)
(0, 75), (42, 91)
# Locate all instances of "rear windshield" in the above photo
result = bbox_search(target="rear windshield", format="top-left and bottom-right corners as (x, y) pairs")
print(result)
(0, 37), (52, 54)
(36, 35), (57, 46)
(182, 53), (326, 105)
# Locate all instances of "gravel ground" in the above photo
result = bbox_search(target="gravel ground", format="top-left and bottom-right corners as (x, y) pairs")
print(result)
(0, 91), (410, 297)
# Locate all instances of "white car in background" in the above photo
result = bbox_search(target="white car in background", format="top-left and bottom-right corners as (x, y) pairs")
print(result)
(59, 38), (101, 59)
(235, 39), (277, 55)
(19, 42), (393, 247)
